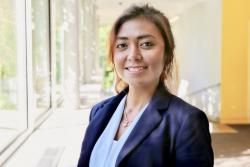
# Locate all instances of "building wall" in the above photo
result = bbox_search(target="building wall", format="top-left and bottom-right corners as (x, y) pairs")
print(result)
(221, 0), (250, 123)
(172, 0), (221, 94)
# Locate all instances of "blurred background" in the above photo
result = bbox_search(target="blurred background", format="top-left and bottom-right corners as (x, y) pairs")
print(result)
(0, 0), (250, 166)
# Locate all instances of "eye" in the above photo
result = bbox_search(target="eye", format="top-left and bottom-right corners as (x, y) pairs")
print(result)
(140, 41), (154, 49)
(116, 43), (127, 49)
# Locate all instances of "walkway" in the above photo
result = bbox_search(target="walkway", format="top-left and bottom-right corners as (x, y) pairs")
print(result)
(3, 84), (108, 167)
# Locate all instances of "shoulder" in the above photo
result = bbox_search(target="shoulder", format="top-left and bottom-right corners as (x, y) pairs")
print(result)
(89, 87), (128, 120)
(166, 94), (209, 127)
(92, 95), (116, 111)
(167, 96), (213, 166)
(169, 94), (205, 115)
(89, 95), (116, 120)
(153, 83), (206, 120)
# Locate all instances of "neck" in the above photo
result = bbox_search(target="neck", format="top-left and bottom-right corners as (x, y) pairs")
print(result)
(126, 82), (159, 111)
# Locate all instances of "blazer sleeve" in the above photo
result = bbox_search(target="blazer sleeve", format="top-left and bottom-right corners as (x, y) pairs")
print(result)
(175, 110), (214, 167)
(77, 102), (104, 167)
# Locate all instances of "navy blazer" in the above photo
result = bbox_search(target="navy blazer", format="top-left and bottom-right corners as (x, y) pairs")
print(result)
(77, 83), (214, 167)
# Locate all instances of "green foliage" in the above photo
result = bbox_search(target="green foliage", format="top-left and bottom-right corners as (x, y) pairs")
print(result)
(102, 60), (114, 91)
(0, 90), (16, 110)
(98, 25), (115, 91)
(0, 1), (17, 110)
(0, 1), (17, 79)
(55, 26), (62, 84)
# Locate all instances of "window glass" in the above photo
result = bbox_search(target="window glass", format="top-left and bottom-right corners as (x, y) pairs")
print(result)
(32, 0), (51, 117)
(55, 0), (63, 104)
(0, 0), (26, 153)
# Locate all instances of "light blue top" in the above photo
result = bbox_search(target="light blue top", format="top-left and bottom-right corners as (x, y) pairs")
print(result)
(89, 95), (148, 167)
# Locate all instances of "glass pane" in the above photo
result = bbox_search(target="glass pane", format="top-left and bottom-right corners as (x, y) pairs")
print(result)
(55, 0), (63, 104)
(0, 1), (17, 111)
(32, 0), (51, 117)
(0, 0), (26, 152)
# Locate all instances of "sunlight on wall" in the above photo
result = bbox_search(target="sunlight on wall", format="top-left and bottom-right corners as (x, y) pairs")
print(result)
(221, 0), (250, 123)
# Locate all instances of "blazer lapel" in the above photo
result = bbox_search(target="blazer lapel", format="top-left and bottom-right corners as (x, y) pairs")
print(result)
(116, 83), (172, 166)
(80, 88), (127, 166)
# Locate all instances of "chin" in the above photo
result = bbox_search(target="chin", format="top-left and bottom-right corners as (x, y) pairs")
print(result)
(127, 80), (154, 87)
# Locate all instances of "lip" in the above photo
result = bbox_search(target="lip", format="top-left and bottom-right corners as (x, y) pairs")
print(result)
(125, 65), (148, 73)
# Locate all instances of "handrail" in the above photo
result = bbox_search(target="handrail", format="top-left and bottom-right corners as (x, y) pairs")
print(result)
(187, 83), (221, 96)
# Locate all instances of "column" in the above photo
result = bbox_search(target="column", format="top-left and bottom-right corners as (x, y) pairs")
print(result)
(62, 0), (80, 109)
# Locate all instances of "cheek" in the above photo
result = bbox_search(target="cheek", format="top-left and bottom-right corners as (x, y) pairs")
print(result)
(113, 53), (125, 70)
(153, 60), (164, 75)
(114, 56), (122, 67)
(148, 52), (165, 72)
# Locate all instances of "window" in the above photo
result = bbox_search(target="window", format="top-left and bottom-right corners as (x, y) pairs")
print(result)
(32, 0), (51, 118)
(0, 0), (27, 154)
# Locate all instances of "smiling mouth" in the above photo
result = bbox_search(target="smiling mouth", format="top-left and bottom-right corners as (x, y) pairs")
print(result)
(125, 66), (147, 72)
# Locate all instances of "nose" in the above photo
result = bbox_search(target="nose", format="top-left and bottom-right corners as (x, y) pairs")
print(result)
(127, 45), (142, 61)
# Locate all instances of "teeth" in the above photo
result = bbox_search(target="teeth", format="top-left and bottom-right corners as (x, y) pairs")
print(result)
(127, 67), (145, 72)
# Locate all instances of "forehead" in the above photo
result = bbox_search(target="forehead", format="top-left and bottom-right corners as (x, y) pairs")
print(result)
(117, 18), (162, 38)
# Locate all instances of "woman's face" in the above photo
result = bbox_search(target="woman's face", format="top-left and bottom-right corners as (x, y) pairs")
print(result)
(113, 18), (165, 88)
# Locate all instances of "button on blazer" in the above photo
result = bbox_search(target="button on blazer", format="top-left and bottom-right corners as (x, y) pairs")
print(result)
(77, 83), (214, 167)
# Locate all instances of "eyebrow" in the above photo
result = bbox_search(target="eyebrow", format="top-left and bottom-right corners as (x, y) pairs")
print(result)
(116, 34), (154, 40)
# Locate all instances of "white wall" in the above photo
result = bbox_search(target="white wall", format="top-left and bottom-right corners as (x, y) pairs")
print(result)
(172, 0), (221, 94)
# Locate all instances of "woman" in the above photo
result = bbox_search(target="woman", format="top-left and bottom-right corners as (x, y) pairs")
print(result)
(77, 4), (213, 167)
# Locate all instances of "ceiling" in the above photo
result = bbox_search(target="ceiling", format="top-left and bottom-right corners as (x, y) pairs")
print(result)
(95, 0), (206, 25)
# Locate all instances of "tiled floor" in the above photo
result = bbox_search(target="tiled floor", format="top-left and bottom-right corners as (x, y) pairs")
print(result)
(212, 125), (250, 167)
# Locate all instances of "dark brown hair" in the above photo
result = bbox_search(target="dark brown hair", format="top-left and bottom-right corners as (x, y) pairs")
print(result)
(108, 4), (178, 93)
